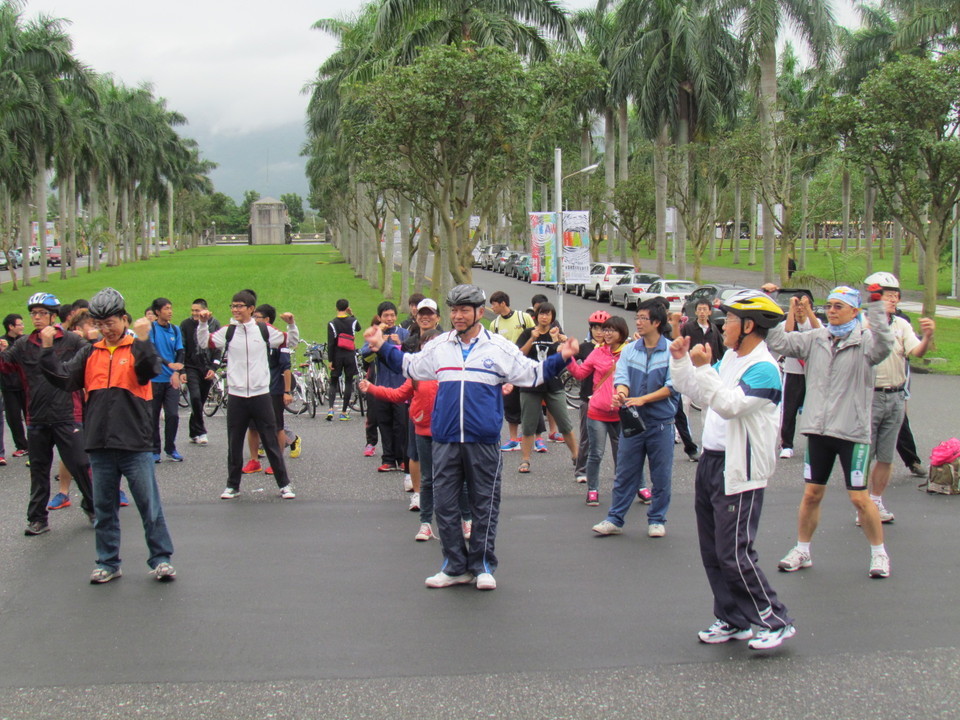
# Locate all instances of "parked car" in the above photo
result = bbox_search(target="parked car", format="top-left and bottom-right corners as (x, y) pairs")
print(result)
(608, 272), (663, 309)
(515, 255), (534, 282)
(635, 280), (698, 315)
(471, 244), (486, 267)
(481, 243), (508, 270)
(769, 287), (826, 323)
(582, 262), (634, 301)
(504, 252), (528, 279)
(46, 246), (62, 267)
(682, 283), (745, 327)
(498, 251), (522, 275)
(493, 248), (514, 273)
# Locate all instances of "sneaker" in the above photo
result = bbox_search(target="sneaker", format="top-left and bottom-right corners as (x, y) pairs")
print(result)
(500, 438), (521, 452)
(778, 546), (812, 572)
(326, 409), (334, 421)
(549, 432), (563, 443)
(409, 492), (420, 511)
(875, 498), (895, 523)
(279, 485), (296, 499)
(415, 523), (433, 541)
(779, 447), (794, 459)
(89, 567), (122, 584)
(290, 435), (302, 458)
(24, 521), (50, 536)
(265, 466), (274, 475)
(256, 447), (265, 458)
(576, 475), (587, 484)
(166, 450), (183, 462)
(909, 462), (926, 478)
(648, 523), (666, 538)
(47, 492), (71, 510)
(12, 449), (27, 458)
(534, 438), (547, 453)
(462, 520), (472, 540)
(748, 624), (796, 650)
(363, 444), (376, 457)
(151, 562), (177, 582)
(339, 413), (350, 422)
(0, 456), (6, 466)
(592, 520), (622, 536)
(686, 449), (701, 462)
(153, 453), (162, 463)
(377, 463), (396, 473)
(476, 572), (497, 590)
(197, 434), (208, 445)
(586, 490), (599, 506)
(242, 459), (262, 474)
(119, 490), (129, 507)
(220, 487), (240, 500)
(425, 571), (474, 588)
(869, 553), (890, 578)
(403, 474), (413, 492)
(698, 619), (753, 644)
(190, 435), (200, 444)
(637, 487), (652, 504)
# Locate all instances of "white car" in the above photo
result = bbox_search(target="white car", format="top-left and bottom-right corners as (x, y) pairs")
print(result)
(609, 272), (663, 309)
(582, 262), (634, 301)
(635, 280), (698, 315)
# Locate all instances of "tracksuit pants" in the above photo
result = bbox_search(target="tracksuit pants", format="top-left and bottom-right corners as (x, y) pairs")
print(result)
(184, 366), (213, 439)
(225, 394), (289, 490)
(151, 381), (180, 455)
(780, 373), (806, 450)
(27, 421), (94, 523)
(432, 442), (501, 577)
(695, 450), (792, 631)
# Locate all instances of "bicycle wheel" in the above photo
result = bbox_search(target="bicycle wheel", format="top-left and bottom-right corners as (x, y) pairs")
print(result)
(349, 377), (365, 415)
(203, 379), (223, 417)
(285, 375), (308, 415)
(306, 377), (318, 418)
(178, 382), (190, 408)
(562, 370), (581, 410)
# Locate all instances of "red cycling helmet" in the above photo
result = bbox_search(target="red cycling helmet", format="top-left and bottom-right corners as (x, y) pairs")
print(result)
(588, 310), (611, 325)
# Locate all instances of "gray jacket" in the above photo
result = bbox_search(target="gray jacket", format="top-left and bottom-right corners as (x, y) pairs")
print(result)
(766, 301), (893, 444)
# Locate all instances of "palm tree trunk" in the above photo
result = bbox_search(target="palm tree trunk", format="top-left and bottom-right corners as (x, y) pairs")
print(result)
(654, 126), (668, 277)
(709, 183), (718, 261)
(58, 181), (68, 280)
(399, 194), (411, 303)
(68, 171), (78, 278)
(167, 181), (174, 252)
(758, 44), (777, 284)
(604, 107), (615, 263)
(733, 180), (742, 264)
(749, 188), (758, 266)
(841, 168), (851, 253)
(35, 149), (49, 282)
(864, 178), (875, 274)
(19, 199), (32, 287)
(2, 193), (19, 290)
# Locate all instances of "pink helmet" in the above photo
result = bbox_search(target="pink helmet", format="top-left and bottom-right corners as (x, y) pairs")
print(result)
(588, 310), (611, 325)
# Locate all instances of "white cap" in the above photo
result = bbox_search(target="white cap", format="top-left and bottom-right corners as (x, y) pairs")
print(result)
(417, 298), (438, 313)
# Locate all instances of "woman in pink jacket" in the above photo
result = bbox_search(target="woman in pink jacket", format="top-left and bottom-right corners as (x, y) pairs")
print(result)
(565, 316), (630, 506)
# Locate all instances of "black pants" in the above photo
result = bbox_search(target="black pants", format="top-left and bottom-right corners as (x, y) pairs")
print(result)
(780, 373), (806, 450)
(184, 367), (213, 438)
(151, 382), (180, 455)
(27, 422), (94, 523)
(328, 352), (357, 411)
(896, 413), (921, 468)
(2, 389), (28, 451)
(377, 397), (409, 467)
(226, 394), (289, 489)
(675, 396), (697, 454)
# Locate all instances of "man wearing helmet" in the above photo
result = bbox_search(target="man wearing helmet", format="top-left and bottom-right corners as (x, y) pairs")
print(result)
(861, 272), (935, 524)
(38, 288), (176, 584)
(363, 284), (578, 591)
(766, 286), (895, 579)
(0, 293), (95, 536)
(670, 289), (796, 650)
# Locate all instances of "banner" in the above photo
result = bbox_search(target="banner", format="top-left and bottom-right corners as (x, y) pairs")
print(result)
(528, 211), (591, 285)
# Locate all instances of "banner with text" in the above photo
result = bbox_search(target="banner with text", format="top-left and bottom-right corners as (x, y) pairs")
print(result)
(528, 211), (591, 285)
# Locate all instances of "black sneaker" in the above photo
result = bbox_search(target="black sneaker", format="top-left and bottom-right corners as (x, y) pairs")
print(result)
(24, 521), (50, 536)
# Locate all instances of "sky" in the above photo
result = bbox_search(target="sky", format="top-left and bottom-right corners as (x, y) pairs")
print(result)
(23, 0), (859, 205)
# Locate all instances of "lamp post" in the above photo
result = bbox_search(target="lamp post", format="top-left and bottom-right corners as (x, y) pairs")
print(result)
(554, 147), (600, 328)
(212, 221), (216, 245)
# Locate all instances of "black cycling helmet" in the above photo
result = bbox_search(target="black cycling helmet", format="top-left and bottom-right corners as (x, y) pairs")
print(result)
(445, 284), (486, 308)
(88, 287), (126, 320)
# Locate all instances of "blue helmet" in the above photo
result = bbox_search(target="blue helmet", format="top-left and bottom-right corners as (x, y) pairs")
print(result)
(26, 292), (60, 312)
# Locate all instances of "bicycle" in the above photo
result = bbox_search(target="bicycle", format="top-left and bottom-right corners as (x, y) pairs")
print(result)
(297, 340), (330, 418)
(203, 363), (228, 417)
(343, 349), (366, 417)
(178, 380), (190, 408)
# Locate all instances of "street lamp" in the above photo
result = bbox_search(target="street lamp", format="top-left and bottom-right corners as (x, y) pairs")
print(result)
(555, 148), (600, 328)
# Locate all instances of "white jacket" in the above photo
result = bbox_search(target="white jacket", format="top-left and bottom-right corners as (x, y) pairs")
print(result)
(198, 319), (298, 398)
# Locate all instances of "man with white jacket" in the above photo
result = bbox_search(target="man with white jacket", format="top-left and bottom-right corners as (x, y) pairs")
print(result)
(670, 289), (796, 650)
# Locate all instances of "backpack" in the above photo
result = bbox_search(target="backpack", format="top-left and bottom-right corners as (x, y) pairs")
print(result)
(920, 438), (960, 495)
(224, 322), (270, 358)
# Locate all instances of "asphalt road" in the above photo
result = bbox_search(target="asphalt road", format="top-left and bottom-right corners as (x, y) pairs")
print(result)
(0, 275), (958, 719)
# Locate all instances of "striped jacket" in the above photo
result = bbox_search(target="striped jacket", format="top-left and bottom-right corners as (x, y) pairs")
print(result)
(377, 327), (566, 444)
(613, 334), (677, 425)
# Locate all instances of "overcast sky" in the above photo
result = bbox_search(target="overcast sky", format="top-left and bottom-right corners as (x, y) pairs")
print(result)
(23, 0), (858, 203)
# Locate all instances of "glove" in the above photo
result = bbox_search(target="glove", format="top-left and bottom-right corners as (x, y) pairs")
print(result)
(867, 283), (883, 303)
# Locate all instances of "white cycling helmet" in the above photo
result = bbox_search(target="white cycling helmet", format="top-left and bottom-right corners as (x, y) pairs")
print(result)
(864, 271), (899, 291)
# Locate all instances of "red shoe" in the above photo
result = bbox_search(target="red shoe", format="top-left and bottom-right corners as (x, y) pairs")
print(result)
(242, 459), (262, 474)
(549, 432), (564, 443)
(637, 487), (652, 504)
(363, 444), (376, 457)
(377, 463), (395, 473)
(265, 466), (274, 475)
(0, 456), (6, 466)
(12, 449), (27, 458)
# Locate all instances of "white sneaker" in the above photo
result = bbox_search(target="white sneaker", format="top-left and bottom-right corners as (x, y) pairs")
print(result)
(462, 520), (472, 540)
(279, 485), (296, 499)
(197, 434), (208, 446)
(592, 520), (622, 536)
(220, 487), (240, 500)
(748, 624), (796, 650)
(408, 492), (420, 511)
(425, 571), (474, 588)
(869, 553), (890, 578)
(778, 546), (812, 572)
(779, 447), (794, 459)
(575, 475), (587, 484)
(476, 572), (497, 590)
(874, 497), (895, 523)
(403, 474), (413, 492)
(415, 523), (433, 541)
(698, 619), (753, 644)
(647, 523), (666, 538)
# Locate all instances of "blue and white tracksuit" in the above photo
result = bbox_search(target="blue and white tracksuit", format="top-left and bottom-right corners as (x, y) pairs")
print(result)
(605, 335), (678, 528)
(378, 327), (566, 577)
(670, 343), (793, 632)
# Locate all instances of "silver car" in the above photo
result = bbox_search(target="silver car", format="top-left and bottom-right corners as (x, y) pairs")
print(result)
(608, 272), (663, 309)
(635, 280), (699, 315)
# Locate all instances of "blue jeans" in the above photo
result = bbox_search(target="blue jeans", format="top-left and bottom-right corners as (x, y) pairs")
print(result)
(88, 450), (174, 571)
(605, 421), (675, 527)
(585, 417), (620, 493)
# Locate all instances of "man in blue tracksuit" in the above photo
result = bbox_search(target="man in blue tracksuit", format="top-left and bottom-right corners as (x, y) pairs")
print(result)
(364, 285), (577, 591)
(149, 297), (185, 462)
(592, 299), (678, 538)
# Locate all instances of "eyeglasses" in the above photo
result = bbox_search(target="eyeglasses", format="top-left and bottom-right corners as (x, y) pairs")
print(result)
(230, 303), (251, 310)
(93, 318), (122, 330)
(636, 315), (650, 323)
(29, 310), (51, 317)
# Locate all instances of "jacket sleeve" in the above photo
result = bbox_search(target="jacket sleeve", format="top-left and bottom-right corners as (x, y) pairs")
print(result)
(269, 323), (299, 349)
(765, 321), (816, 358)
(39, 343), (92, 392)
(328, 321), (337, 350)
(863, 301), (895, 366)
(366, 378), (414, 403)
(673, 355), (778, 420)
(133, 339), (164, 384)
(566, 350), (597, 381)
